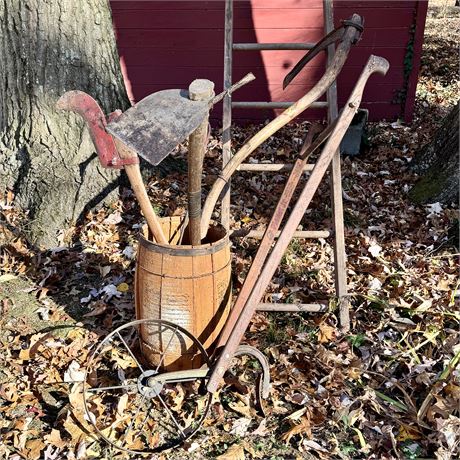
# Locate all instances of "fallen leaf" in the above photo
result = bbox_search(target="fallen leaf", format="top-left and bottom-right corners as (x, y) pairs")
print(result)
(318, 323), (336, 343)
(44, 429), (67, 449)
(281, 416), (312, 444)
(217, 443), (245, 460)
(117, 282), (129, 292)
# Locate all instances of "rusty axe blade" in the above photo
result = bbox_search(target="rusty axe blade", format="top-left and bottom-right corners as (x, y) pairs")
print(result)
(106, 89), (210, 166)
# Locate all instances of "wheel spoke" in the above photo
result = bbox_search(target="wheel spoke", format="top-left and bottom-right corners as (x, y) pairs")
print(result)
(135, 400), (153, 438)
(121, 394), (147, 447)
(116, 331), (145, 374)
(87, 383), (137, 393)
(156, 393), (186, 439)
(155, 326), (178, 373)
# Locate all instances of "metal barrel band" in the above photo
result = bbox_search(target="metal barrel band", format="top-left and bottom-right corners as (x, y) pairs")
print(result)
(137, 258), (231, 281)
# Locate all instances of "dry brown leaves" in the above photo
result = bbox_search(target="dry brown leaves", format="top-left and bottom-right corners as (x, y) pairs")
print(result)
(0, 2), (459, 459)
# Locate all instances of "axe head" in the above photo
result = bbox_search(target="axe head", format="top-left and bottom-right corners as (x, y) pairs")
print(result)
(106, 89), (209, 165)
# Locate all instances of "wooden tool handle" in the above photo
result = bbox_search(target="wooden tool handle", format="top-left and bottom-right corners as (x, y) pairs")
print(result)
(199, 20), (362, 239)
(114, 139), (167, 244)
(212, 72), (256, 105)
(187, 79), (214, 245)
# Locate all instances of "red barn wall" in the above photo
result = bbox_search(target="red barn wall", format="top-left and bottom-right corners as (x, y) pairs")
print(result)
(110, 0), (427, 123)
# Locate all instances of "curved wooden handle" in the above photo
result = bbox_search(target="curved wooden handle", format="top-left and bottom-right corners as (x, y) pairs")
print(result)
(207, 55), (390, 394)
(114, 140), (167, 244)
(200, 21), (361, 238)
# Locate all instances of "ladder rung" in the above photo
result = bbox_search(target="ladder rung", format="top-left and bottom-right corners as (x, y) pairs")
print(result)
(233, 43), (315, 51)
(257, 302), (328, 312)
(232, 101), (328, 109)
(238, 163), (314, 172)
(243, 230), (331, 239)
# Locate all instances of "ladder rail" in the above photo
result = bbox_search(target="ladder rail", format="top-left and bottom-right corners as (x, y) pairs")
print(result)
(232, 101), (327, 109)
(324, 0), (350, 331)
(233, 42), (315, 51)
(220, 0), (350, 329)
(221, 0), (233, 231)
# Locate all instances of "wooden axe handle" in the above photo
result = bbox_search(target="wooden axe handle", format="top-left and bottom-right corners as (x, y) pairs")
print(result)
(187, 79), (214, 245)
(114, 139), (167, 244)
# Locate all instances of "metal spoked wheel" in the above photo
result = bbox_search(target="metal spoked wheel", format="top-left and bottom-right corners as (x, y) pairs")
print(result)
(83, 319), (212, 455)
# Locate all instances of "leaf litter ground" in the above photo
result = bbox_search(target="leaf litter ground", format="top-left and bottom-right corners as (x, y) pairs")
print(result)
(0, 3), (459, 459)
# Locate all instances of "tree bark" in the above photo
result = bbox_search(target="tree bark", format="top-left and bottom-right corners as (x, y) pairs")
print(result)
(409, 102), (459, 205)
(0, 0), (130, 247)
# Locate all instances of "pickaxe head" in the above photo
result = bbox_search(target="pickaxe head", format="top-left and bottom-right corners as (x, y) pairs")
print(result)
(56, 91), (129, 168)
(282, 14), (364, 90)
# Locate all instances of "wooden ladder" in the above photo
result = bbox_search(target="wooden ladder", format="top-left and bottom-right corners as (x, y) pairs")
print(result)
(221, 0), (350, 331)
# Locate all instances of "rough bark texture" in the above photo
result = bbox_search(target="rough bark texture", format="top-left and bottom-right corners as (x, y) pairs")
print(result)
(409, 102), (459, 205)
(0, 0), (130, 247)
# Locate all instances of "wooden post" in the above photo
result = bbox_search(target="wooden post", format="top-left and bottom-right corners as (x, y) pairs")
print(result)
(188, 79), (214, 245)
(324, 0), (350, 332)
(221, 0), (233, 232)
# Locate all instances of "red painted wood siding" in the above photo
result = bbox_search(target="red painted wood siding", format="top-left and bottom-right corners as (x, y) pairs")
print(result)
(110, 0), (427, 122)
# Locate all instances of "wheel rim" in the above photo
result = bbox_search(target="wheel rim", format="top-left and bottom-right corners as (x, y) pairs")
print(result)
(83, 319), (212, 454)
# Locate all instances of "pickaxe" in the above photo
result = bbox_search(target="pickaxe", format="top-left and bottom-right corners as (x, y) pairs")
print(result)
(56, 91), (168, 244)
(283, 16), (364, 89)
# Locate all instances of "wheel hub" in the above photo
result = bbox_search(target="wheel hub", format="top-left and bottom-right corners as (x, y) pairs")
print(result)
(137, 369), (163, 398)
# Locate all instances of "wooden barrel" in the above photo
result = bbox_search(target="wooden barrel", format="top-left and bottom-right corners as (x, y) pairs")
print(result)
(135, 216), (231, 370)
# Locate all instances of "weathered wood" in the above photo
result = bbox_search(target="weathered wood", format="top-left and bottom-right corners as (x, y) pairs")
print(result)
(212, 72), (255, 105)
(234, 43), (315, 50)
(0, 0), (130, 247)
(113, 140), (167, 244)
(238, 163), (315, 172)
(221, 0), (234, 232)
(324, 0), (350, 332)
(257, 303), (327, 312)
(187, 79), (214, 245)
(136, 218), (231, 370)
(232, 101), (328, 109)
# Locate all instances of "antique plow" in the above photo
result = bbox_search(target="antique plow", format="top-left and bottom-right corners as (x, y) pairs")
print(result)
(199, 13), (364, 238)
(82, 55), (389, 454)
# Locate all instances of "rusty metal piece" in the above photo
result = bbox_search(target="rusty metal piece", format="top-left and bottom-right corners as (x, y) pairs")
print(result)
(106, 89), (210, 166)
(234, 345), (271, 399)
(207, 55), (390, 394)
(56, 91), (135, 168)
(200, 13), (364, 238)
(83, 318), (212, 454)
(282, 15), (364, 89)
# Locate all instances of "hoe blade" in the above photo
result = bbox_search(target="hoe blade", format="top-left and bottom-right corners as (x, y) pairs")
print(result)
(106, 89), (209, 165)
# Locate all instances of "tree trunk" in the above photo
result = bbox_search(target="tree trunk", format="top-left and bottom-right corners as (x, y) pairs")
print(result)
(0, 0), (130, 247)
(409, 102), (459, 205)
